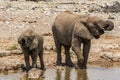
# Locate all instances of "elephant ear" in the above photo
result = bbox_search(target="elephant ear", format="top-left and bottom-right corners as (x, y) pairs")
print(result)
(18, 36), (22, 44)
(29, 36), (38, 50)
(18, 35), (25, 45)
(74, 21), (93, 39)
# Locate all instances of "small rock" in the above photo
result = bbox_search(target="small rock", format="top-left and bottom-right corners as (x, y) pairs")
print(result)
(113, 52), (120, 61)
(100, 52), (113, 61)
(28, 68), (43, 78)
(100, 52), (120, 62)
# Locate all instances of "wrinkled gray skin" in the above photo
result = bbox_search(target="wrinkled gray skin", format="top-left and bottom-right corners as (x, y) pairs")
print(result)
(18, 29), (44, 71)
(52, 11), (114, 69)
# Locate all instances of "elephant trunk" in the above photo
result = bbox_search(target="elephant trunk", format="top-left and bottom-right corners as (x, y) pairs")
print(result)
(103, 20), (114, 31)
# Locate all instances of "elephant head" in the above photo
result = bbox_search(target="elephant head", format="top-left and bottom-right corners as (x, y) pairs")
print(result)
(74, 16), (114, 39)
(18, 29), (38, 50)
(86, 16), (114, 31)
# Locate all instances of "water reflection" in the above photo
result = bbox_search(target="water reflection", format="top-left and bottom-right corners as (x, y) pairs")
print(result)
(1, 66), (120, 80)
(56, 69), (61, 80)
(64, 67), (71, 80)
(55, 67), (88, 80)
(44, 67), (120, 80)
(76, 69), (88, 80)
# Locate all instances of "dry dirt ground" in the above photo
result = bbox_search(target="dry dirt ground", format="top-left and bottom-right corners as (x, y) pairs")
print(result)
(0, 0), (120, 73)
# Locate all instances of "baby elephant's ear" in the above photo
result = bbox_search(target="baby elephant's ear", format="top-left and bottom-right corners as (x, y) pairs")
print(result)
(30, 37), (38, 50)
(74, 21), (93, 40)
(18, 36), (21, 44)
(18, 36), (25, 45)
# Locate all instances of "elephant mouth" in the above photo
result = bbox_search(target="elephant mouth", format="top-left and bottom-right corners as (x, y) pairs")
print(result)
(94, 35), (100, 39)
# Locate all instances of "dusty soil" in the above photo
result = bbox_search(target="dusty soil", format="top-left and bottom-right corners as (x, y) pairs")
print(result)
(0, 0), (120, 73)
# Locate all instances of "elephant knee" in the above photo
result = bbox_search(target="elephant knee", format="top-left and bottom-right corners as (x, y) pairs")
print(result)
(71, 45), (79, 52)
(71, 46), (76, 52)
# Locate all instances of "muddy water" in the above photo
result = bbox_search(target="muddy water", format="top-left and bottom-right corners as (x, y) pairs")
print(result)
(0, 66), (120, 80)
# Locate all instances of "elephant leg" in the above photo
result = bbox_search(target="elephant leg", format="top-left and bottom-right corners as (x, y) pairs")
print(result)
(39, 48), (45, 70)
(72, 37), (84, 69)
(53, 33), (62, 65)
(31, 50), (38, 68)
(24, 53), (30, 71)
(56, 43), (62, 65)
(83, 40), (91, 69)
(63, 45), (73, 67)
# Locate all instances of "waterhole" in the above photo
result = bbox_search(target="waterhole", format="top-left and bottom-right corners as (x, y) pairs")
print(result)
(0, 65), (120, 80)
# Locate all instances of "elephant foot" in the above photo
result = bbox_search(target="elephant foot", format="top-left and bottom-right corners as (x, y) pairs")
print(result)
(66, 61), (74, 67)
(77, 65), (86, 69)
(21, 64), (32, 72)
(56, 61), (62, 66)
(77, 59), (86, 69)
(21, 64), (26, 71)
(26, 67), (31, 72)
(83, 64), (87, 69)
(41, 65), (45, 70)
(75, 65), (87, 69)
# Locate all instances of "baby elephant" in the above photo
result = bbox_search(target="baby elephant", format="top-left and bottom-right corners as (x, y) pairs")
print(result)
(18, 29), (44, 71)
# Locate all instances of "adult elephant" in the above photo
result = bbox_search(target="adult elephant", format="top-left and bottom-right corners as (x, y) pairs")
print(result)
(52, 11), (114, 69)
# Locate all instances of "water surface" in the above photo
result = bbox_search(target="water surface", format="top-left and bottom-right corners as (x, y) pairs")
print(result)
(0, 66), (120, 80)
